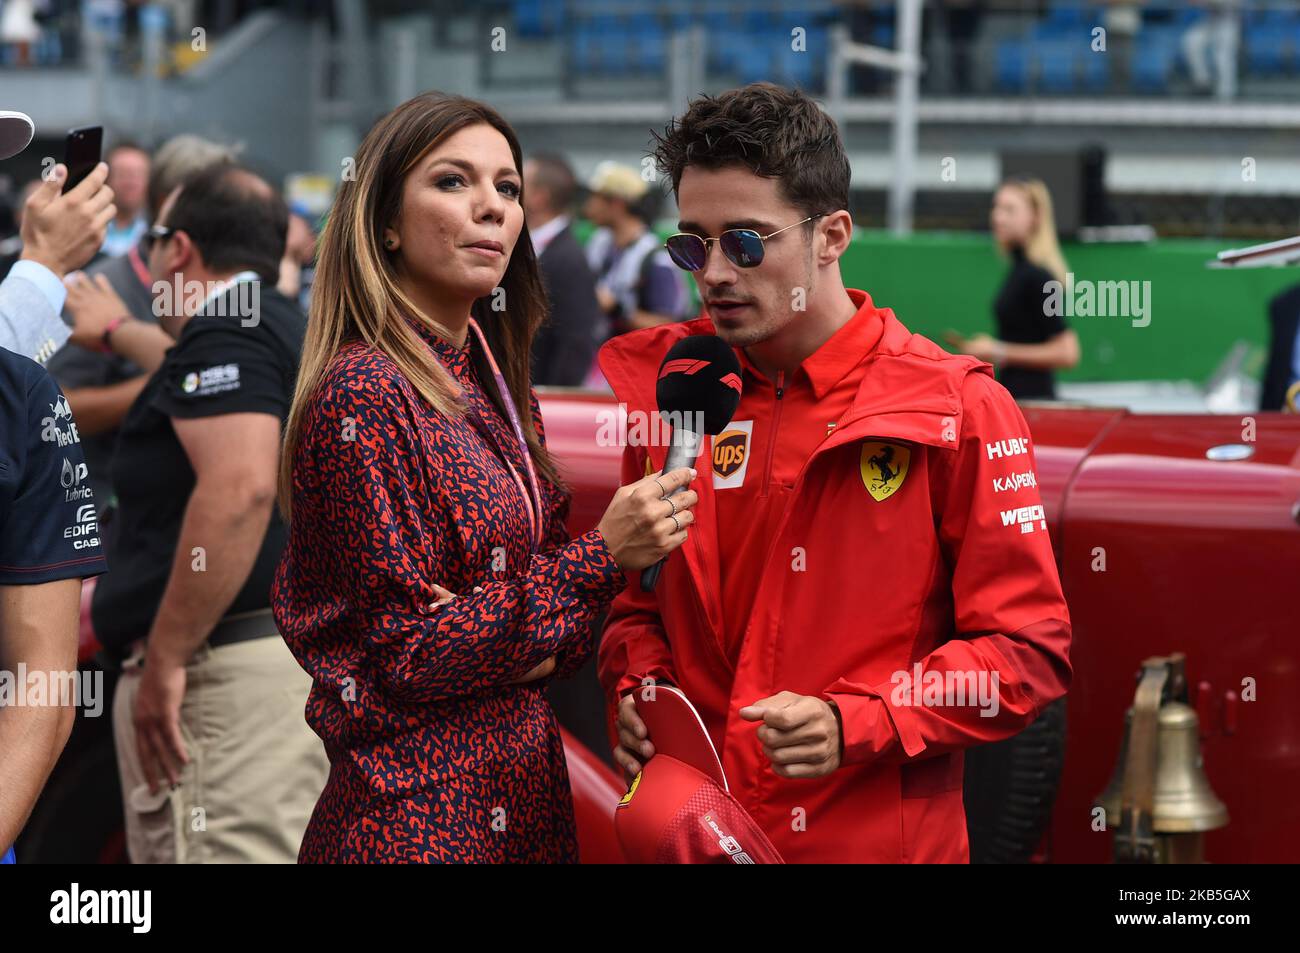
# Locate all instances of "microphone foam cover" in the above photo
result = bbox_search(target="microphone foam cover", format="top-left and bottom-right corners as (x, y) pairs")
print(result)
(654, 335), (743, 435)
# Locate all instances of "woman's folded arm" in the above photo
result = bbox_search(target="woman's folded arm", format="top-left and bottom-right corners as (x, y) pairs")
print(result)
(296, 365), (623, 704)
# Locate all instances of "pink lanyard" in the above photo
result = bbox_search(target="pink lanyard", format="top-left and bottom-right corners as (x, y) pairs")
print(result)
(437, 318), (545, 554)
(127, 244), (151, 288)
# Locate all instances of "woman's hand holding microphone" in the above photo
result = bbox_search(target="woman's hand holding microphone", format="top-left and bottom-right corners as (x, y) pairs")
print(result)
(596, 467), (700, 572)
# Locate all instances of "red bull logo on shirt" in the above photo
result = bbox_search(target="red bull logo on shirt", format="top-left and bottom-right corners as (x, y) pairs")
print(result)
(40, 395), (80, 447)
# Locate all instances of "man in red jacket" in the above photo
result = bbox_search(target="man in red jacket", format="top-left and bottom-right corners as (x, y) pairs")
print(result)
(596, 82), (1072, 863)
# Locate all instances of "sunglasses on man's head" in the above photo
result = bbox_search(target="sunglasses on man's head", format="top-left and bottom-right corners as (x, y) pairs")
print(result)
(140, 224), (173, 256)
(663, 213), (826, 271)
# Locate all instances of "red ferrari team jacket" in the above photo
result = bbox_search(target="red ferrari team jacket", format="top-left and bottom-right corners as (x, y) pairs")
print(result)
(596, 289), (1072, 863)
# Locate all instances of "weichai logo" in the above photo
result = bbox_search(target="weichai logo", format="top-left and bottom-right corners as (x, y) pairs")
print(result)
(713, 429), (748, 477)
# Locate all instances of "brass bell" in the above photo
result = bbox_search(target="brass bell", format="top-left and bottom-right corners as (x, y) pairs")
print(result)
(1095, 653), (1229, 863)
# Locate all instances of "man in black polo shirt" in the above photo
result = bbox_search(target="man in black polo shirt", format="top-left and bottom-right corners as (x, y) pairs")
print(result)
(0, 349), (106, 863)
(52, 134), (242, 509)
(93, 163), (326, 863)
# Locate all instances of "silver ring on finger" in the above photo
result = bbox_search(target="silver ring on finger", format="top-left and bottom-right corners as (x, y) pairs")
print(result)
(669, 513), (681, 533)
(652, 476), (667, 497)
(664, 495), (678, 518)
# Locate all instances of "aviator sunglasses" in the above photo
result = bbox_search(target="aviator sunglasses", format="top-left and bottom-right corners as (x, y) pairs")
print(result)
(664, 213), (826, 271)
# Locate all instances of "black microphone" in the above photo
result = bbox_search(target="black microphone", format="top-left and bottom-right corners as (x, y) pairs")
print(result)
(641, 335), (742, 591)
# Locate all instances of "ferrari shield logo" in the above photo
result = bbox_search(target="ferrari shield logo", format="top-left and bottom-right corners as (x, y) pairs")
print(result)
(859, 441), (910, 501)
(618, 771), (642, 809)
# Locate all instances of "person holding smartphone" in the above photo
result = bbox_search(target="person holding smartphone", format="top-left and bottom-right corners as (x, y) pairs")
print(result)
(272, 91), (699, 863)
(0, 112), (115, 364)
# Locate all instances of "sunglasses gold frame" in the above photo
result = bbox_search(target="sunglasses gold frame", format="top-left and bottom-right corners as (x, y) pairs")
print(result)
(663, 213), (826, 271)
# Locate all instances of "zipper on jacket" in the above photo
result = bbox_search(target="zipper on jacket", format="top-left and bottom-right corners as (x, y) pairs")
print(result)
(761, 370), (785, 499)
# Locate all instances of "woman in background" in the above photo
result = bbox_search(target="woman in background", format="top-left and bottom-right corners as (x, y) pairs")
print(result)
(950, 176), (1080, 400)
(272, 92), (698, 863)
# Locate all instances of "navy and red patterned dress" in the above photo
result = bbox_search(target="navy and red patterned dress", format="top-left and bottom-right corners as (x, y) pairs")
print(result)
(271, 318), (625, 863)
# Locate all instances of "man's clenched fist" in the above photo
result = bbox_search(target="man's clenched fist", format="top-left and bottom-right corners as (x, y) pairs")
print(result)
(739, 691), (843, 779)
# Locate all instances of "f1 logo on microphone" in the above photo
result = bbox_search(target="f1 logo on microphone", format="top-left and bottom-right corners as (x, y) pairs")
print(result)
(658, 358), (709, 378)
(658, 359), (742, 395)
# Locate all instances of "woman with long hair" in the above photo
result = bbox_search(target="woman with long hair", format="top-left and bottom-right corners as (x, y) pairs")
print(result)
(272, 92), (699, 863)
(949, 176), (1081, 400)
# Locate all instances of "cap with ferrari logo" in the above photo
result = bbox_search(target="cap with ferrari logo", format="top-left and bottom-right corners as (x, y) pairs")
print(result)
(615, 684), (784, 864)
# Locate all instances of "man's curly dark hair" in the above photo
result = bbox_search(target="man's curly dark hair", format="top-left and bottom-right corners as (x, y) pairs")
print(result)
(651, 82), (851, 223)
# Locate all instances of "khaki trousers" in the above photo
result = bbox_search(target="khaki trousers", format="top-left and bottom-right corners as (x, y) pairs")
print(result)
(112, 633), (327, 863)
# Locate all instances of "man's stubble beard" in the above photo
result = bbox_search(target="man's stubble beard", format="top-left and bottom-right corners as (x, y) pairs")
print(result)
(713, 307), (783, 349)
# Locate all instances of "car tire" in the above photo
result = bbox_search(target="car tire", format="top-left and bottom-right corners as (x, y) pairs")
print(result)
(962, 696), (1068, 864)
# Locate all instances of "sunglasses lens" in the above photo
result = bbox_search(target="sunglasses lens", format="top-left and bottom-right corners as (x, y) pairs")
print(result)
(665, 234), (707, 271)
(721, 230), (764, 268)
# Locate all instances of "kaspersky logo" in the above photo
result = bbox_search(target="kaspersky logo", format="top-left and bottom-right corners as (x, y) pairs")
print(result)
(712, 421), (753, 489)
(992, 470), (1037, 493)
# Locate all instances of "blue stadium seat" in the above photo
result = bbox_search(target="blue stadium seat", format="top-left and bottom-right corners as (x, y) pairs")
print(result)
(737, 50), (773, 86)
(586, 13), (620, 40)
(1244, 18), (1289, 76)
(569, 27), (602, 74)
(774, 44), (816, 88)
(1035, 39), (1078, 93)
(708, 24), (757, 74)
(1081, 45), (1109, 92)
(770, 33), (799, 86)
(1172, 7), (1208, 27)
(514, 0), (561, 39)
(703, 9), (738, 35)
(996, 38), (1031, 92)
(1130, 35), (1177, 91)
(627, 15), (667, 73)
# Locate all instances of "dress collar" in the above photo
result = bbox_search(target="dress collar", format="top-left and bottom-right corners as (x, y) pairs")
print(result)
(406, 315), (474, 375)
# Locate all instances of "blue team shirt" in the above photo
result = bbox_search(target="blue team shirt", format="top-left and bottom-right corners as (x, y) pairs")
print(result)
(0, 347), (106, 862)
(0, 348), (107, 583)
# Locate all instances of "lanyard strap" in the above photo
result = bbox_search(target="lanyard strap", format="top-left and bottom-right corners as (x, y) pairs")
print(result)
(425, 317), (544, 554)
(467, 317), (545, 553)
(127, 243), (151, 289)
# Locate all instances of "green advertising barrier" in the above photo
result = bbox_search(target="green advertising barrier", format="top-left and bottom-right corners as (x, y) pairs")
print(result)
(574, 222), (1297, 383)
(843, 231), (1295, 384)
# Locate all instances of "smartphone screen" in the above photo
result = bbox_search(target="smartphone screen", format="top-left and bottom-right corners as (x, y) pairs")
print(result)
(62, 126), (103, 194)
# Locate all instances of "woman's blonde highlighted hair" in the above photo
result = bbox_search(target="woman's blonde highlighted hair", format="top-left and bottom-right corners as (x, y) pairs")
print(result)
(279, 91), (560, 519)
(998, 176), (1069, 284)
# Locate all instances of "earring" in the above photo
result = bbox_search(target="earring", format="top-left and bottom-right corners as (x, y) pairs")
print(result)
(384, 237), (396, 249)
